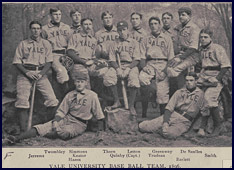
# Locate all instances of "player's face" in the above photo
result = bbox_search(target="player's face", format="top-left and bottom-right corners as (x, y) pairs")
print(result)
(74, 80), (87, 92)
(30, 24), (41, 38)
(118, 27), (129, 39)
(72, 12), (81, 24)
(162, 14), (172, 27)
(51, 10), (62, 23)
(131, 14), (142, 28)
(179, 12), (190, 24)
(185, 76), (197, 90)
(82, 19), (93, 34)
(200, 33), (212, 46)
(103, 14), (113, 26)
(149, 19), (161, 33)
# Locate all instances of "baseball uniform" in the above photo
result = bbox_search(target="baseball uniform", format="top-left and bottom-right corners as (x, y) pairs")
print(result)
(13, 37), (59, 108)
(70, 23), (81, 35)
(139, 31), (175, 104)
(94, 26), (119, 86)
(42, 22), (71, 84)
(130, 27), (149, 64)
(139, 87), (209, 139)
(67, 31), (98, 88)
(198, 42), (231, 107)
(109, 37), (141, 88)
(34, 89), (105, 139)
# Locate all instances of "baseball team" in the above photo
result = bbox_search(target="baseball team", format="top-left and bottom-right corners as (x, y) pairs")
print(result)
(3, 6), (231, 145)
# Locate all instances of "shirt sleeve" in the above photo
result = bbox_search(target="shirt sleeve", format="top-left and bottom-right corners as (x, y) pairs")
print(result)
(109, 43), (117, 62)
(44, 41), (53, 63)
(140, 38), (147, 59)
(92, 38), (98, 59)
(167, 36), (175, 60)
(55, 93), (71, 118)
(67, 34), (77, 51)
(132, 41), (141, 61)
(165, 90), (179, 112)
(189, 25), (200, 49)
(215, 45), (231, 68)
(91, 94), (105, 120)
(12, 41), (24, 64)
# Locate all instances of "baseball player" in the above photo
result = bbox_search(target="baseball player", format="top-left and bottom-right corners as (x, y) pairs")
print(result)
(3, 71), (105, 145)
(108, 20), (141, 116)
(168, 7), (200, 88)
(41, 8), (71, 86)
(139, 72), (209, 139)
(66, 18), (98, 90)
(139, 17), (175, 116)
(94, 11), (122, 100)
(70, 9), (82, 34)
(194, 28), (231, 136)
(161, 12), (179, 97)
(12, 21), (59, 132)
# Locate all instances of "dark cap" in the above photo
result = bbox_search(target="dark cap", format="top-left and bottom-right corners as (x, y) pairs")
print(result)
(117, 21), (128, 30)
(71, 71), (88, 81)
(178, 7), (192, 16)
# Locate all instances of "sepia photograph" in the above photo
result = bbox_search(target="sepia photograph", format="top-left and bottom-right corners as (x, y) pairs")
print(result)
(2, 2), (232, 168)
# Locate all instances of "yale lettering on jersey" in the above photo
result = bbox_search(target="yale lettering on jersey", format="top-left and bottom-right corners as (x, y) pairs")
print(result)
(180, 30), (190, 37)
(98, 34), (119, 43)
(79, 40), (96, 50)
(148, 38), (166, 48)
(181, 93), (199, 103)
(132, 35), (143, 43)
(117, 45), (134, 55)
(26, 46), (44, 54)
(49, 29), (69, 38)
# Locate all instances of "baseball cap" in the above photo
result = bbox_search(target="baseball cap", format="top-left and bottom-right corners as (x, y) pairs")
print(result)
(117, 21), (128, 30)
(178, 7), (192, 16)
(71, 71), (88, 81)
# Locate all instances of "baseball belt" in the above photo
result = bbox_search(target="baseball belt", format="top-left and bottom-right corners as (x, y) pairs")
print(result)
(174, 108), (194, 122)
(69, 113), (88, 125)
(204, 66), (221, 71)
(52, 49), (67, 55)
(23, 64), (44, 71)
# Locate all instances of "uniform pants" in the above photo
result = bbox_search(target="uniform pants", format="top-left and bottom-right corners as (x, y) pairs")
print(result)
(15, 73), (59, 109)
(139, 60), (169, 104)
(52, 54), (69, 84)
(34, 114), (87, 140)
(139, 111), (191, 139)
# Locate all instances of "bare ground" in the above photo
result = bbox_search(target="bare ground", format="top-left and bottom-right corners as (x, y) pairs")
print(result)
(2, 101), (232, 148)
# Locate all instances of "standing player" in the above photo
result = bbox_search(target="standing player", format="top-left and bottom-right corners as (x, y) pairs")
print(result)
(161, 12), (179, 97)
(70, 9), (82, 34)
(41, 8), (71, 98)
(139, 72), (209, 139)
(94, 11), (120, 101)
(13, 21), (59, 132)
(139, 17), (175, 116)
(108, 21), (141, 116)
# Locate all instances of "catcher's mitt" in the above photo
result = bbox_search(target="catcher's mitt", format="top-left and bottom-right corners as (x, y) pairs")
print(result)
(60, 55), (74, 71)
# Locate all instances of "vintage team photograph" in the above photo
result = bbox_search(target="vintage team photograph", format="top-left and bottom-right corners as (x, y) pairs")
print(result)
(2, 2), (232, 147)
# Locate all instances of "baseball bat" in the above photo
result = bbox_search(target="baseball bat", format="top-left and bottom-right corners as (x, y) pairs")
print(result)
(116, 53), (129, 109)
(27, 66), (38, 130)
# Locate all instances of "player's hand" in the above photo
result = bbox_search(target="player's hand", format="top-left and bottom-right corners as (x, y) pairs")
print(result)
(197, 128), (205, 137)
(85, 60), (94, 66)
(37, 73), (43, 80)
(26, 71), (39, 80)
(143, 67), (152, 74)
(168, 57), (181, 67)
(162, 122), (169, 133)
(122, 67), (131, 78)
(117, 68), (123, 78)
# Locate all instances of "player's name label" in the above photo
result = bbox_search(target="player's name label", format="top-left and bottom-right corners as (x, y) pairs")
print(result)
(68, 149), (88, 162)
(148, 149), (173, 158)
(103, 149), (141, 158)
(181, 149), (217, 157)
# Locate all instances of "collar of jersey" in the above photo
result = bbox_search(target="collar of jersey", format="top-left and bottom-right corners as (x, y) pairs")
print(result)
(175, 20), (195, 31)
(132, 27), (144, 34)
(28, 37), (42, 43)
(100, 26), (117, 33)
(74, 89), (87, 96)
(48, 21), (65, 28)
(71, 23), (81, 29)
(80, 31), (93, 38)
(150, 31), (164, 39)
(118, 37), (131, 42)
(181, 87), (200, 95)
